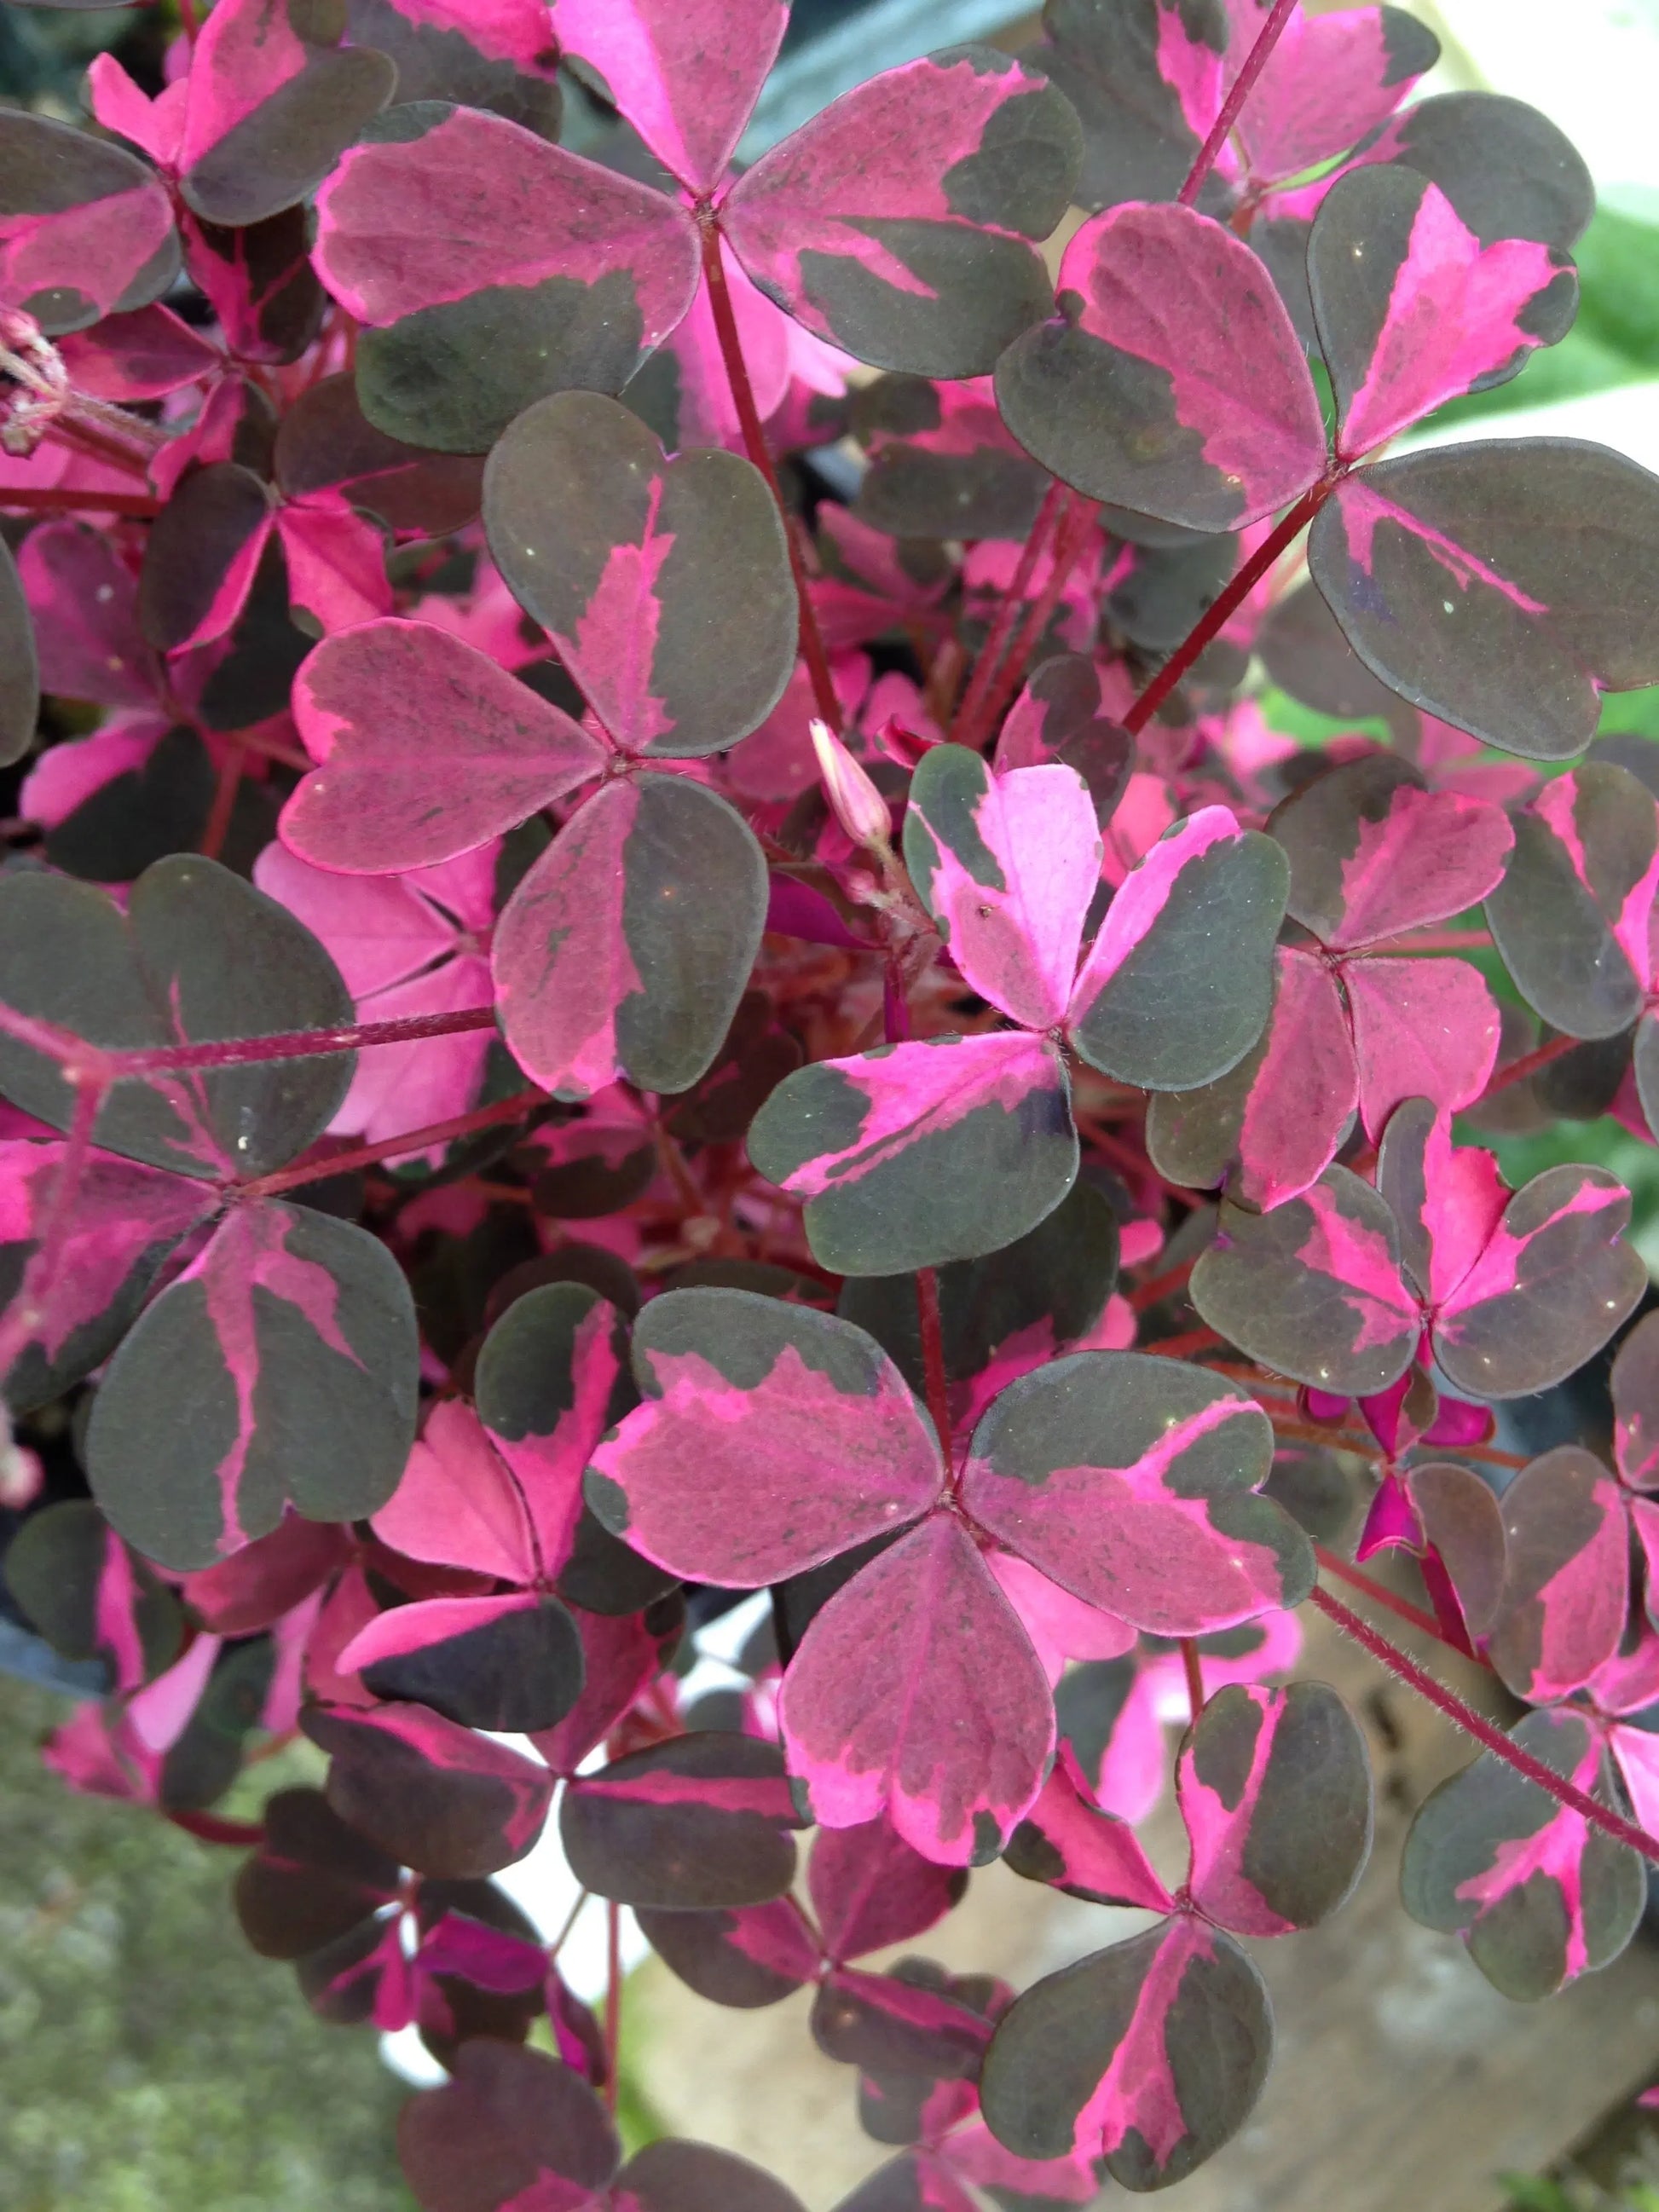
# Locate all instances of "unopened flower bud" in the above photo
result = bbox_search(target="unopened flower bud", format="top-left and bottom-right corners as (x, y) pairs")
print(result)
(811, 719), (890, 854)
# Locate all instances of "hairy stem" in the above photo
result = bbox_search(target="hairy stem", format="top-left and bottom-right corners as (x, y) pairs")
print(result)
(1311, 1587), (1659, 1868)
(1123, 477), (1337, 736)
(1314, 1542), (1447, 1645)
(950, 480), (1066, 749)
(700, 216), (842, 730)
(236, 1089), (546, 1198)
(1177, 0), (1299, 206)
(916, 1268), (954, 1462)
(96, 1004), (501, 1078)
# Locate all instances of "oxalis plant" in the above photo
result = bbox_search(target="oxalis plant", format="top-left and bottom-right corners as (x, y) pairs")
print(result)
(2, 0), (1659, 2199)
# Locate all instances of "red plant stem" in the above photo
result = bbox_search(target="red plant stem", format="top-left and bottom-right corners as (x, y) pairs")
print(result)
(1124, 477), (1337, 736)
(199, 742), (246, 864)
(101, 1003), (502, 1077)
(1145, 1325), (1224, 1359)
(236, 1089), (546, 1198)
(1310, 1586), (1659, 1868)
(604, 1900), (622, 2110)
(1314, 1542), (1446, 1644)
(950, 480), (1066, 749)
(1269, 1410), (1527, 1472)
(1480, 1031), (1579, 1100)
(1176, 0), (1299, 206)
(1130, 1257), (1195, 1312)
(177, 0), (201, 43)
(0, 485), (160, 517)
(700, 216), (842, 731)
(969, 491), (1101, 742)
(1366, 929), (1494, 956)
(168, 1808), (263, 1847)
(916, 1268), (954, 1462)
(1180, 1637), (1205, 1724)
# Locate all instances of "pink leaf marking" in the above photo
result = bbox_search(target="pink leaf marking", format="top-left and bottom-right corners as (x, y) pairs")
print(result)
(1336, 184), (1569, 461)
(910, 756), (1100, 1031)
(373, 1398), (537, 1585)
(1327, 783), (1515, 950)
(1292, 1175), (1419, 1353)
(1452, 1712), (1606, 1985)
(562, 481), (675, 754)
(488, 1296), (627, 1577)
(1329, 474), (1550, 613)
(284, 618), (606, 874)
(338, 1589), (541, 1674)
(1347, 956), (1500, 1138)
(1072, 1918), (1217, 2169)
(1233, 947), (1357, 1209)
(551, 0), (786, 195)
(1239, 7), (1436, 184)
(781, 1514), (1055, 1865)
(1016, 1751), (1175, 1912)
(1069, 806), (1243, 1021)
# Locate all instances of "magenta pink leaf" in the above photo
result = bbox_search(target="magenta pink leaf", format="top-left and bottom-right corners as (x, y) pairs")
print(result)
(483, 392), (797, 758)
(552, 0), (786, 194)
(586, 1286), (942, 1586)
(283, 618), (606, 873)
(531, 1601), (679, 1779)
(85, 1199), (418, 1572)
(0, 111), (178, 337)
(638, 1894), (821, 2010)
(722, 46), (1080, 378)
(748, 1031), (1076, 1278)
(980, 1916), (1274, 2190)
(1402, 1707), (1645, 2001)
(1003, 1753), (1175, 1913)
(782, 1513), (1054, 1866)
(1485, 1447), (1629, 1702)
(1310, 167), (1577, 463)
(373, 1397), (535, 1585)
(1269, 754), (1515, 950)
(313, 105), (702, 452)
(996, 203), (1327, 530)
(177, 0), (395, 228)
(1177, 1682), (1373, 1936)
(492, 772), (768, 1100)
(305, 1700), (555, 1880)
(1349, 954), (1501, 1139)
(902, 747), (1099, 1031)
(1235, 5), (1442, 185)
(18, 522), (153, 707)
(962, 1352), (1309, 1636)
(809, 1817), (970, 1964)
(183, 1512), (350, 1637)
(181, 202), (325, 367)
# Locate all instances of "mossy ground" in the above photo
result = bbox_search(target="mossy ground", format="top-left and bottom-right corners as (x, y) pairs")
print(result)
(0, 1681), (413, 2212)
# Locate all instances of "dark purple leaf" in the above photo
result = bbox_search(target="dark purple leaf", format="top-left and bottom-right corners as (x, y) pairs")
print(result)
(979, 1917), (1274, 2189)
(314, 103), (702, 452)
(345, 0), (564, 141)
(1406, 1460), (1508, 1643)
(636, 1896), (820, 2008)
(996, 204), (1326, 531)
(349, 1591), (587, 1734)
(1614, 1310), (1659, 1494)
(560, 1730), (801, 1909)
(0, 535), (38, 769)
(852, 375), (1051, 543)
(484, 392), (796, 758)
(722, 46), (1079, 378)
(1191, 1167), (1419, 1395)
(962, 1351), (1310, 1635)
(492, 772), (768, 1099)
(1177, 1682), (1372, 1935)
(747, 1031), (1077, 1278)
(614, 2139), (808, 2212)
(85, 1200), (418, 1570)
(1308, 441), (1659, 761)
(306, 1701), (555, 1880)
(1484, 1447), (1628, 1702)
(275, 374), (486, 535)
(812, 1963), (993, 2080)
(233, 1784), (399, 1961)
(1485, 762), (1657, 1041)
(139, 461), (274, 655)
(1401, 1707), (1644, 2001)
(182, 203), (326, 366)
(397, 2041), (619, 2211)
(177, 0), (395, 228)
(3, 1497), (181, 1689)
(0, 854), (352, 1181)
(531, 1599), (679, 1778)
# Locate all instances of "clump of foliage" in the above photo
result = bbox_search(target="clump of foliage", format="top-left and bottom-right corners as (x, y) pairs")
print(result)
(2, 0), (1659, 2202)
